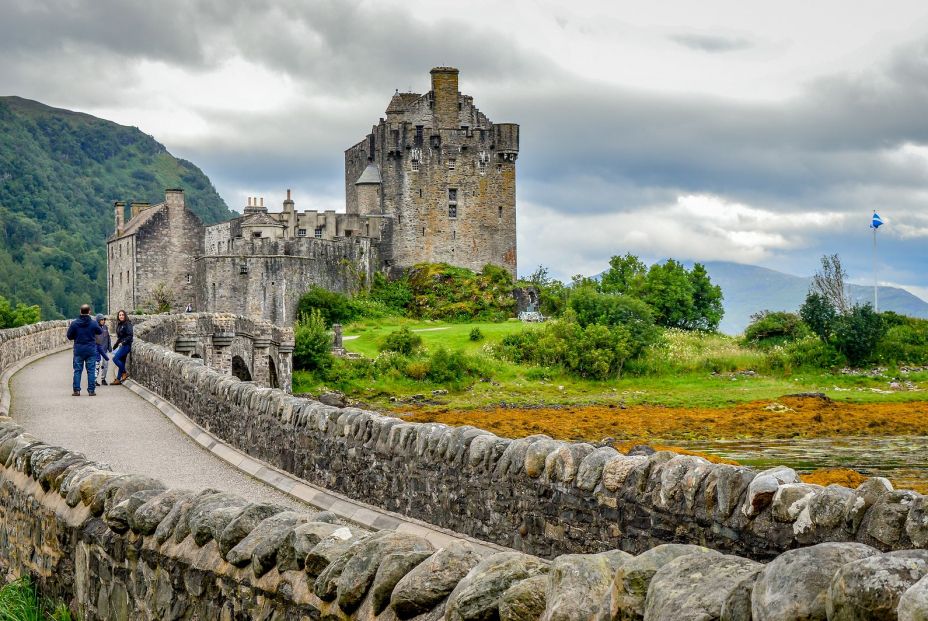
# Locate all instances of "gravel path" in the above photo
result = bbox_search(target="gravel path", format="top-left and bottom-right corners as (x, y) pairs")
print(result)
(9, 350), (309, 510)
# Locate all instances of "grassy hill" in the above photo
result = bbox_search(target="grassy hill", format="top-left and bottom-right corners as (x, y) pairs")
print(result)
(700, 261), (928, 334)
(0, 96), (232, 319)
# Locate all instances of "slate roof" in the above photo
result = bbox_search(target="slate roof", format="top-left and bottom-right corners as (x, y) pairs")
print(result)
(355, 162), (382, 185)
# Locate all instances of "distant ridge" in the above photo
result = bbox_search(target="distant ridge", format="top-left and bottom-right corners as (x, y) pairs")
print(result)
(698, 261), (928, 334)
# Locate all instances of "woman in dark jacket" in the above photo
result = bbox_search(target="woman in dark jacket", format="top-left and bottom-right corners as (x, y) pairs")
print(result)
(111, 310), (133, 385)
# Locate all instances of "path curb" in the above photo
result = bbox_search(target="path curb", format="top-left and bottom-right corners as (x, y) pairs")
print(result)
(123, 379), (504, 554)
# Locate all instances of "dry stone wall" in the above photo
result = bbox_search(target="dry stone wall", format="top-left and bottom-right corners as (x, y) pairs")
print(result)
(2, 320), (928, 620)
(131, 315), (928, 562)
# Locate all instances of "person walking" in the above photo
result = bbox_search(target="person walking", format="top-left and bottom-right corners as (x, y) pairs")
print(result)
(66, 304), (102, 396)
(111, 310), (134, 385)
(94, 314), (112, 386)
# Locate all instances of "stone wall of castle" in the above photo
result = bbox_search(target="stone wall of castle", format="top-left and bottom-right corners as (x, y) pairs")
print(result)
(194, 236), (377, 324)
(345, 67), (518, 277)
(107, 190), (202, 314)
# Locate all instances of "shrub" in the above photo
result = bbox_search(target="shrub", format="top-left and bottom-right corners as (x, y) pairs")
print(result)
(744, 311), (809, 346)
(800, 292), (837, 342)
(877, 316), (928, 365)
(782, 335), (845, 369)
(425, 347), (489, 385)
(380, 327), (423, 355)
(833, 304), (884, 366)
(369, 272), (412, 313)
(297, 287), (355, 327)
(0, 295), (41, 328)
(495, 317), (635, 380)
(567, 289), (658, 357)
(293, 309), (332, 371)
(404, 360), (429, 380)
(469, 327), (484, 341)
(406, 263), (516, 321)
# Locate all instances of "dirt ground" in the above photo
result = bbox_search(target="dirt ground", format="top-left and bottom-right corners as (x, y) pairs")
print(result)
(400, 394), (928, 443)
(400, 394), (928, 492)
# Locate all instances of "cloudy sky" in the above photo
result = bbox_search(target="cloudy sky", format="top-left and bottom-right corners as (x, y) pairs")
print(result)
(4, 0), (928, 296)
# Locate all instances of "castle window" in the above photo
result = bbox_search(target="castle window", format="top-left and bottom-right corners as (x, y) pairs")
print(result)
(252, 232), (262, 239)
(499, 206), (503, 221)
(431, 135), (441, 149)
(314, 227), (323, 239)
(419, 189), (422, 198)
(297, 228), (307, 237)
(497, 163), (503, 173)
(186, 273), (192, 284)
(447, 159), (456, 171)
(480, 129), (486, 142)
(448, 188), (457, 201)
(458, 102), (463, 111)
(448, 205), (457, 218)
(240, 263), (249, 274)
(422, 227), (426, 236)
(415, 126), (423, 147)
(452, 230), (456, 241)
(411, 160), (419, 172)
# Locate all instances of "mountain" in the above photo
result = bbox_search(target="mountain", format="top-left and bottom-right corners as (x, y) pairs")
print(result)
(0, 96), (232, 319)
(698, 261), (928, 334)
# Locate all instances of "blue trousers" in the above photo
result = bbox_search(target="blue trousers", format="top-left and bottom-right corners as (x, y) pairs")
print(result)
(72, 348), (97, 392)
(113, 345), (131, 378)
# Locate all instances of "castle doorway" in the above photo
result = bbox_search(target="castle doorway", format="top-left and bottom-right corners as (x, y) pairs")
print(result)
(268, 356), (279, 389)
(232, 355), (252, 382)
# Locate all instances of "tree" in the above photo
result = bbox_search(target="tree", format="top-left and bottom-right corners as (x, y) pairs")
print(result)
(600, 253), (647, 296)
(293, 309), (332, 371)
(639, 260), (696, 329)
(297, 286), (354, 327)
(0, 295), (41, 328)
(800, 292), (838, 342)
(833, 304), (884, 366)
(528, 265), (551, 288)
(688, 263), (724, 331)
(811, 254), (850, 315)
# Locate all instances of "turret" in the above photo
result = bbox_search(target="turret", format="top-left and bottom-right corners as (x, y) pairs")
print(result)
(430, 67), (459, 129)
(353, 163), (381, 216)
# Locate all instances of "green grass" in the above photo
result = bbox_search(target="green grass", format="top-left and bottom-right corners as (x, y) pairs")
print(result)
(0, 577), (74, 621)
(292, 318), (928, 411)
(339, 318), (532, 358)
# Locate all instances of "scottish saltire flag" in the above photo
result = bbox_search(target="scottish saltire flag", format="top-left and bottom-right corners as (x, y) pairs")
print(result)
(872, 212), (884, 229)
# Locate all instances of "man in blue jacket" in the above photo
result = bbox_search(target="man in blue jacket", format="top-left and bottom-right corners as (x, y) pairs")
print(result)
(67, 304), (102, 396)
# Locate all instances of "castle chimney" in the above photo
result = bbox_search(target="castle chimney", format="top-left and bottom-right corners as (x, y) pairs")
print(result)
(430, 66), (459, 130)
(130, 201), (150, 219)
(114, 201), (126, 234)
(287, 189), (291, 200)
(248, 197), (253, 207)
(260, 197), (264, 208)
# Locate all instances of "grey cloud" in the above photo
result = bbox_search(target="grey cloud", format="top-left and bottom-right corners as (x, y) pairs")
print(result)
(670, 33), (753, 53)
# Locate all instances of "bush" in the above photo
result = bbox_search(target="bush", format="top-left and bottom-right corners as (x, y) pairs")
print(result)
(496, 317), (635, 380)
(567, 289), (658, 357)
(407, 263), (516, 321)
(469, 327), (484, 341)
(876, 316), (928, 365)
(425, 347), (489, 385)
(800, 292), (837, 342)
(0, 295), (41, 328)
(380, 327), (423, 355)
(744, 311), (809, 346)
(293, 309), (332, 371)
(370, 272), (412, 313)
(297, 287), (355, 328)
(833, 304), (884, 366)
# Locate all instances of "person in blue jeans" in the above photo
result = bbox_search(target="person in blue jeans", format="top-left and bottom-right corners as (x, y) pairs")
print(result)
(66, 304), (102, 396)
(111, 309), (133, 385)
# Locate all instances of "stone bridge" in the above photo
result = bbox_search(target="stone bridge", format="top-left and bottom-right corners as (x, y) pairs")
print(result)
(0, 317), (926, 620)
(146, 312), (295, 390)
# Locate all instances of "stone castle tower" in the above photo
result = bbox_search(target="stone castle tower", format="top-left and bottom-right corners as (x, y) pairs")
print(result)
(345, 67), (519, 277)
(107, 67), (519, 322)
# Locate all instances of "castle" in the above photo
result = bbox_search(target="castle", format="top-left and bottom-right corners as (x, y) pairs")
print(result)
(107, 67), (519, 323)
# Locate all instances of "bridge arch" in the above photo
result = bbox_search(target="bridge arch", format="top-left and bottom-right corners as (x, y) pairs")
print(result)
(231, 355), (252, 382)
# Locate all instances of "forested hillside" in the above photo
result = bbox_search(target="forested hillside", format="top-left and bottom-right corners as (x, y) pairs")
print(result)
(0, 96), (232, 319)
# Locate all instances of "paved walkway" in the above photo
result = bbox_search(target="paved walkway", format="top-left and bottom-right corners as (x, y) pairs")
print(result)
(10, 350), (307, 510)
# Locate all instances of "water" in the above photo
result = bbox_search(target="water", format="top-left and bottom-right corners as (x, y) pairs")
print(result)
(676, 435), (928, 491)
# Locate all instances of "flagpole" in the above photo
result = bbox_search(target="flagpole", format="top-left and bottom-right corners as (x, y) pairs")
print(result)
(873, 223), (878, 312)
